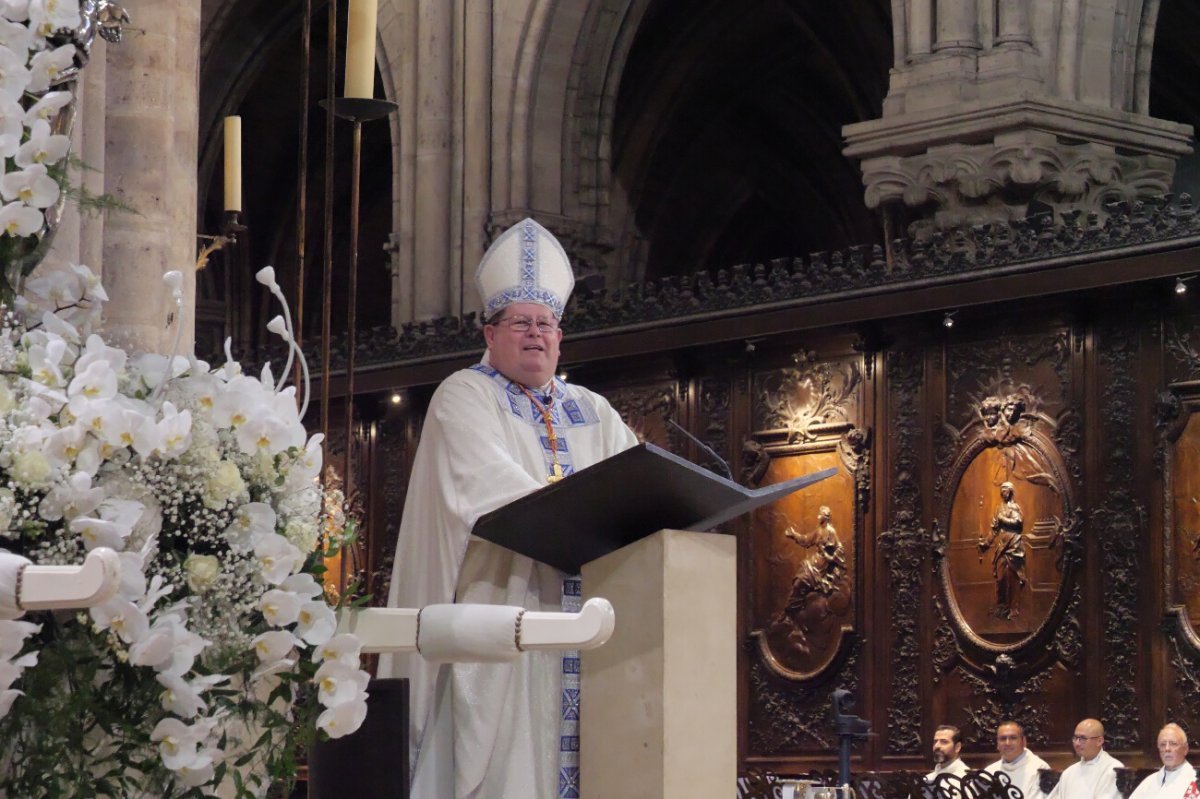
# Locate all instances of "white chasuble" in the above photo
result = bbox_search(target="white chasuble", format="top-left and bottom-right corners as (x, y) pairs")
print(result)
(379, 363), (638, 799)
(1129, 764), (1198, 799)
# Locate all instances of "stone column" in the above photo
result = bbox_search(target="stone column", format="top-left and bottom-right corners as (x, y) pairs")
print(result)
(933, 0), (979, 52)
(43, 37), (108, 273)
(100, 3), (200, 354)
(909, 0), (933, 56)
(996, 0), (1032, 47)
(412, 0), (453, 320)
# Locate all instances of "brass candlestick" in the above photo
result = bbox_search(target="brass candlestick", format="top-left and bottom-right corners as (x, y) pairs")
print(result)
(320, 95), (397, 593)
(195, 210), (245, 272)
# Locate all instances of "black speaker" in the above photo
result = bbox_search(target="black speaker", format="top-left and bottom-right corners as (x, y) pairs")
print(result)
(308, 677), (409, 799)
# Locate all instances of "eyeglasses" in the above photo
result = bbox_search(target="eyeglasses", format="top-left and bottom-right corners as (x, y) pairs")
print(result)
(494, 316), (559, 334)
(1072, 735), (1101, 743)
(996, 735), (1022, 743)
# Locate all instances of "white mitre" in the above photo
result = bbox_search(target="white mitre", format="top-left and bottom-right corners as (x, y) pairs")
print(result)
(476, 217), (575, 320)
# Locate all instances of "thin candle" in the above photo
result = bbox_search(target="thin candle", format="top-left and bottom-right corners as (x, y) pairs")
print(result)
(223, 115), (242, 212)
(344, 0), (378, 98)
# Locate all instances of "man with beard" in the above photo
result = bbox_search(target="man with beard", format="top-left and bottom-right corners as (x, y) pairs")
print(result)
(927, 725), (970, 781)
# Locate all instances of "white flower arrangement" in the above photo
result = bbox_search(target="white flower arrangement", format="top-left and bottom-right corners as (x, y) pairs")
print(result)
(0, 0), (119, 302)
(0, 7), (371, 794)
(0, 262), (371, 797)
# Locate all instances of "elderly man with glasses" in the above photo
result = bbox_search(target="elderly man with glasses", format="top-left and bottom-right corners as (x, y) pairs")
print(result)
(1128, 724), (1196, 799)
(984, 721), (1050, 799)
(1047, 719), (1124, 799)
(379, 218), (638, 799)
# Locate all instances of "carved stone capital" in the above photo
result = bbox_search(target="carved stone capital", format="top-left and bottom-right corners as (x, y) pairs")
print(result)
(858, 134), (1179, 230)
(845, 96), (1193, 232)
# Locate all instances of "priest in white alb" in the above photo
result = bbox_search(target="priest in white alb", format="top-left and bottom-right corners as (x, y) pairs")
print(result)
(1048, 718), (1124, 799)
(1128, 724), (1197, 799)
(984, 721), (1049, 799)
(378, 218), (639, 799)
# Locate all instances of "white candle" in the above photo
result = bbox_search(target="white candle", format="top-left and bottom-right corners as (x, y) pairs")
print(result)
(223, 116), (242, 212)
(344, 0), (378, 99)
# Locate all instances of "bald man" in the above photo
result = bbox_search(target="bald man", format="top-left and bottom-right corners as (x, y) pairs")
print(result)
(1128, 724), (1196, 799)
(1048, 719), (1124, 799)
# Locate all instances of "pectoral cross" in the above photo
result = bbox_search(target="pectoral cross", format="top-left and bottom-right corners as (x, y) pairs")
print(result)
(548, 462), (564, 483)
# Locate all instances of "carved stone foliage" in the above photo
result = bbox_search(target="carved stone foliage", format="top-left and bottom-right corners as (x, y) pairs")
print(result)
(256, 197), (1200, 375)
(935, 379), (1079, 663)
(747, 355), (865, 683)
(1095, 323), (1143, 748)
(859, 139), (1176, 233)
(880, 348), (924, 755)
(748, 643), (860, 755)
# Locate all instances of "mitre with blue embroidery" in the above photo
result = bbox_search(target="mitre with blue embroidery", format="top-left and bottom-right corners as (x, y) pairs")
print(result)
(476, 217), (575, 320)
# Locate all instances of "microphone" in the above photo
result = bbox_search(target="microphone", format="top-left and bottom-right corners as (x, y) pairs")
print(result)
(666, 418), (734, 481)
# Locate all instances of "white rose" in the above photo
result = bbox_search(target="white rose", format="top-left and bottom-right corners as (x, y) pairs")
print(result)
(11, 449), (51, 487)
(202, 460), (246, 509)
(0, 382), (15, 414)
(184, 553), (221, 592)
(0, 487), (14, 533)
(283, 517), (320, 554)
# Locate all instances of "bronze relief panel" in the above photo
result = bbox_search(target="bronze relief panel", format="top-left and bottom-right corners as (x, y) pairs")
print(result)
(1163, 381), (1200, 654)
(748, 353), (866, 681)
(937, 389), (1078, 655)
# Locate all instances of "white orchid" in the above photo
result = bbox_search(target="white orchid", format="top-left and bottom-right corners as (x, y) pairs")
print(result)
(0, 43), (29, 101)
(22, 88), (69, 125)
(0, 18), (30, 51)
(0, 98), (22, 156)
(255, 535), (304, 586)
(150, 717), (208, 772)
(14, 118), (68, 166)
(317, 698), (368, 739)
(89, 596), (150, 645)
(315, 660), (369, 709)
(224, 501), (276, 550)
(25, 41), (71, 92)
(252, 629), (299, 663)
(0, 0), (27, 23)
(0, 200), (40, 236)
(39, 469), (103, 521)
(313, 633), (363, 668)
(294, 600), (337, 646)
(26, 0), (78, 38)
(0, 163), (60, 208)
(259, 588), (302, 627)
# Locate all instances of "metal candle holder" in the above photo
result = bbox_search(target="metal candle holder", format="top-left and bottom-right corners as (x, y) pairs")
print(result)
(320, 95), (397, 591)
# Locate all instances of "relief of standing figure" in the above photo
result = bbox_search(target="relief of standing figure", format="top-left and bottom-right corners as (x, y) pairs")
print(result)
(977, 481), (1028, 619)
(773, 505), (848, 652)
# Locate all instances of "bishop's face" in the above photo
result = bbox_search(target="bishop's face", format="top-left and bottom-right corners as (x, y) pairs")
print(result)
(484, 302), (563, 388)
